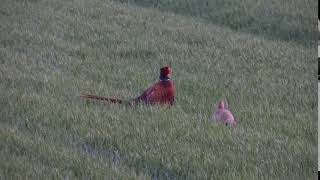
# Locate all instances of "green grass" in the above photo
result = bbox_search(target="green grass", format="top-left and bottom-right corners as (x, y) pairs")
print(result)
(114, 0), (317, 46)
(0, 0), (317, 179)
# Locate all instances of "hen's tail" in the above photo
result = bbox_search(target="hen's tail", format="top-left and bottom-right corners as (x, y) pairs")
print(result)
(80, 94), (123, 104)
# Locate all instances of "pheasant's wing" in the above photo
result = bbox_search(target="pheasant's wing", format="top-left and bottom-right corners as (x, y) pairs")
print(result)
(134, 82), (157, 101)
(144, 81), (166, 102)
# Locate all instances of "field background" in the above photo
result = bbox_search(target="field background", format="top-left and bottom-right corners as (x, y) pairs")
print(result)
(0, 0), (317, 179)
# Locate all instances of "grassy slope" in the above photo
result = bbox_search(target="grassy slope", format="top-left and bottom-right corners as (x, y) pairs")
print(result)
(0, 0), (317, 179)
(114, 0), (317, 46)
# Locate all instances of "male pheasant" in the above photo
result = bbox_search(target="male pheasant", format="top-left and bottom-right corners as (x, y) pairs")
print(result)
(81, 65), (175, 106)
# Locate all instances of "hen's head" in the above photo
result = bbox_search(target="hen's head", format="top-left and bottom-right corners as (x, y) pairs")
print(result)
(217, 100), (225, 109)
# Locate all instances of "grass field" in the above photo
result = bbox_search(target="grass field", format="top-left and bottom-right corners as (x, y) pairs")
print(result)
(0, 0), (317, 179)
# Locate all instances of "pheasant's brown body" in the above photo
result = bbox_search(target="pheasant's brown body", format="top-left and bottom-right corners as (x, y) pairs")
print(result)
(133, 79), (175, 105)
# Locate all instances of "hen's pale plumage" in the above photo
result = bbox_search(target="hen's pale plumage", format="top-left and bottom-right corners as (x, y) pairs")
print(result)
(212, 100), (236, 127)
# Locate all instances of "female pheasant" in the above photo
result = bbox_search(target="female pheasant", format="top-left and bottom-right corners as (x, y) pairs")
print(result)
(212, 100), (236, 127)
(81, 65), (175, 106)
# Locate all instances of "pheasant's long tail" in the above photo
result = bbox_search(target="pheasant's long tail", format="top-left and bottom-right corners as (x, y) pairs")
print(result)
(80, 94), (123, 104)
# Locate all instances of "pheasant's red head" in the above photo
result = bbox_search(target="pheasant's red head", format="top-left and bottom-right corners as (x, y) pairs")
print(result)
(160, 66), (171, 76)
